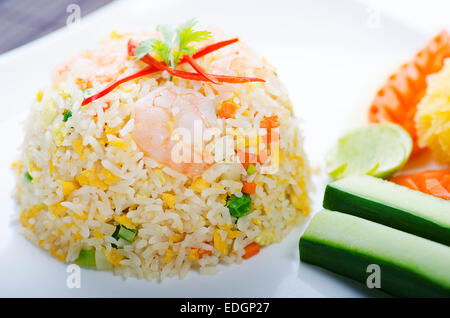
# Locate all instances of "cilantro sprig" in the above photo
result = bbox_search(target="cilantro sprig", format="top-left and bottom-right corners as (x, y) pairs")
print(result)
(134, 19), (211, 69)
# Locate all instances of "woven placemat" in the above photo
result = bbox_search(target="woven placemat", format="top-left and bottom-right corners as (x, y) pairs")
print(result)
(0, 0), (114, 54)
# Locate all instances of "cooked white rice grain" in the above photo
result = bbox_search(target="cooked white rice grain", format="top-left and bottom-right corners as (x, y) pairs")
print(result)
(12, 28), (311, 281)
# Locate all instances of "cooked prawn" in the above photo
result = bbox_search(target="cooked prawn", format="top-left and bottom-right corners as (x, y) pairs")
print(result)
(53, 40), (129, 87)
(53, 31), (159, 88)
(133, 85), (218, 176)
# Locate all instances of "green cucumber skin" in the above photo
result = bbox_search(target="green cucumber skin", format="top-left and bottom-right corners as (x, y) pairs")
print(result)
(299, 237), (450, 297)
(323, 185), (450, 246)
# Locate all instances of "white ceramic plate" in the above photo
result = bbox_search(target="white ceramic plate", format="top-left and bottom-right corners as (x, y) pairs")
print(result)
(0, 0), (440, 297)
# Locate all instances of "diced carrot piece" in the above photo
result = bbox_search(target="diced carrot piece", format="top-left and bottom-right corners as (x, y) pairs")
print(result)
(199, 248), (211, 258)
(260, 115), (280, 129)
(243, 242), (260, 259)
(218, 100), (239, 119)
(242, 181), (256, 194)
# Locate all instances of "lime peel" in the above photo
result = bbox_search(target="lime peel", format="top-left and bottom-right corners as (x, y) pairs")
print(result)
(326, 123), (413, 180)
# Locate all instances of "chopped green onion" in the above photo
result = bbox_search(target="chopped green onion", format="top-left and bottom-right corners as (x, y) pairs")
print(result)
(112, 225), (137, 246)
(63, 110), (72, 122)
(112, 225), (120, 239)
(111, 225), (121, 248)
(246, 164), (256, 176)
(226, 194), (252, 218)
(24, 171), (33, 182)
(76, 247), (96, 267)
(118, 225), (137, 243)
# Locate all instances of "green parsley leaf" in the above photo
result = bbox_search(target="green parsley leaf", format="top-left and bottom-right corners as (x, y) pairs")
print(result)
(156, 23), (176, 43)
(173, 19), (211, 67)
(134, 38), (157, 61)
(134, 18), (211, 69)
(151, 40), (171, 66)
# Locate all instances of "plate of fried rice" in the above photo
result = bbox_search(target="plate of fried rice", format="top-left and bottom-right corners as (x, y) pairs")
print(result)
(0, 0), (445, 297)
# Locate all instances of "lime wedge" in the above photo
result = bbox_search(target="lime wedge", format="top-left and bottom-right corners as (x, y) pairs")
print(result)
(326, 123), (412, 180)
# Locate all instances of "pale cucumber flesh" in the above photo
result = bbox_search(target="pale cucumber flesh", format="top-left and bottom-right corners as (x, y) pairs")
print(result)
(323, 175), (450, 246)
(300, 210), (450, 297)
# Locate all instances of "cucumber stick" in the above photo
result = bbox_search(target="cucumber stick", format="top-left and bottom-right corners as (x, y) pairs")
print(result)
(300, 210), (450, 297)
(323, 175), (450, 246)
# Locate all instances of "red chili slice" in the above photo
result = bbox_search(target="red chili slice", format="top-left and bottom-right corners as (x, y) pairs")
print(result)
(82, 37), (263, 107)
(81, 66), (158, 106)
(185, 55), (220, 84)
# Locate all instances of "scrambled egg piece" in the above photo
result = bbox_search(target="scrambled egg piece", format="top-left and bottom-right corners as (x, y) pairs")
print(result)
(153, 169), (166, 184)
(190, 177), (210, 192)
(164, 249), (174, 264)
(255, 229), (277, 246)
(289, 192), (310, 216)
(213, 229), (228, 255)
(72, 139), (86, 160)
(41, 99), (58, 127)
(106, 248), (124, 266)
(218, 224), (242, 239)
(75, 167), (118, 190)
(101, 168), (119, 185)
(27, 159), (41, 174)
(162, 193), (176, 209)
(48, 203), (67, 217)
(51, 122), (64, 146)
(50, 249), (66, 262)
(76, 168), (107, 190)
(114, 215), (135, 229)
(20, 204), (45, 229)
(109, 138), (129, 150)
(109, 30), (123, 40)
(58, 180), (79, 197)
(36, 90), (44, 102)
(169, 233), (185, 243)
(93, 228), (104, 239)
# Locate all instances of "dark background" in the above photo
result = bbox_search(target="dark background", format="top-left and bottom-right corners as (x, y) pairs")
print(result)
(0, 0), (114, 54)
